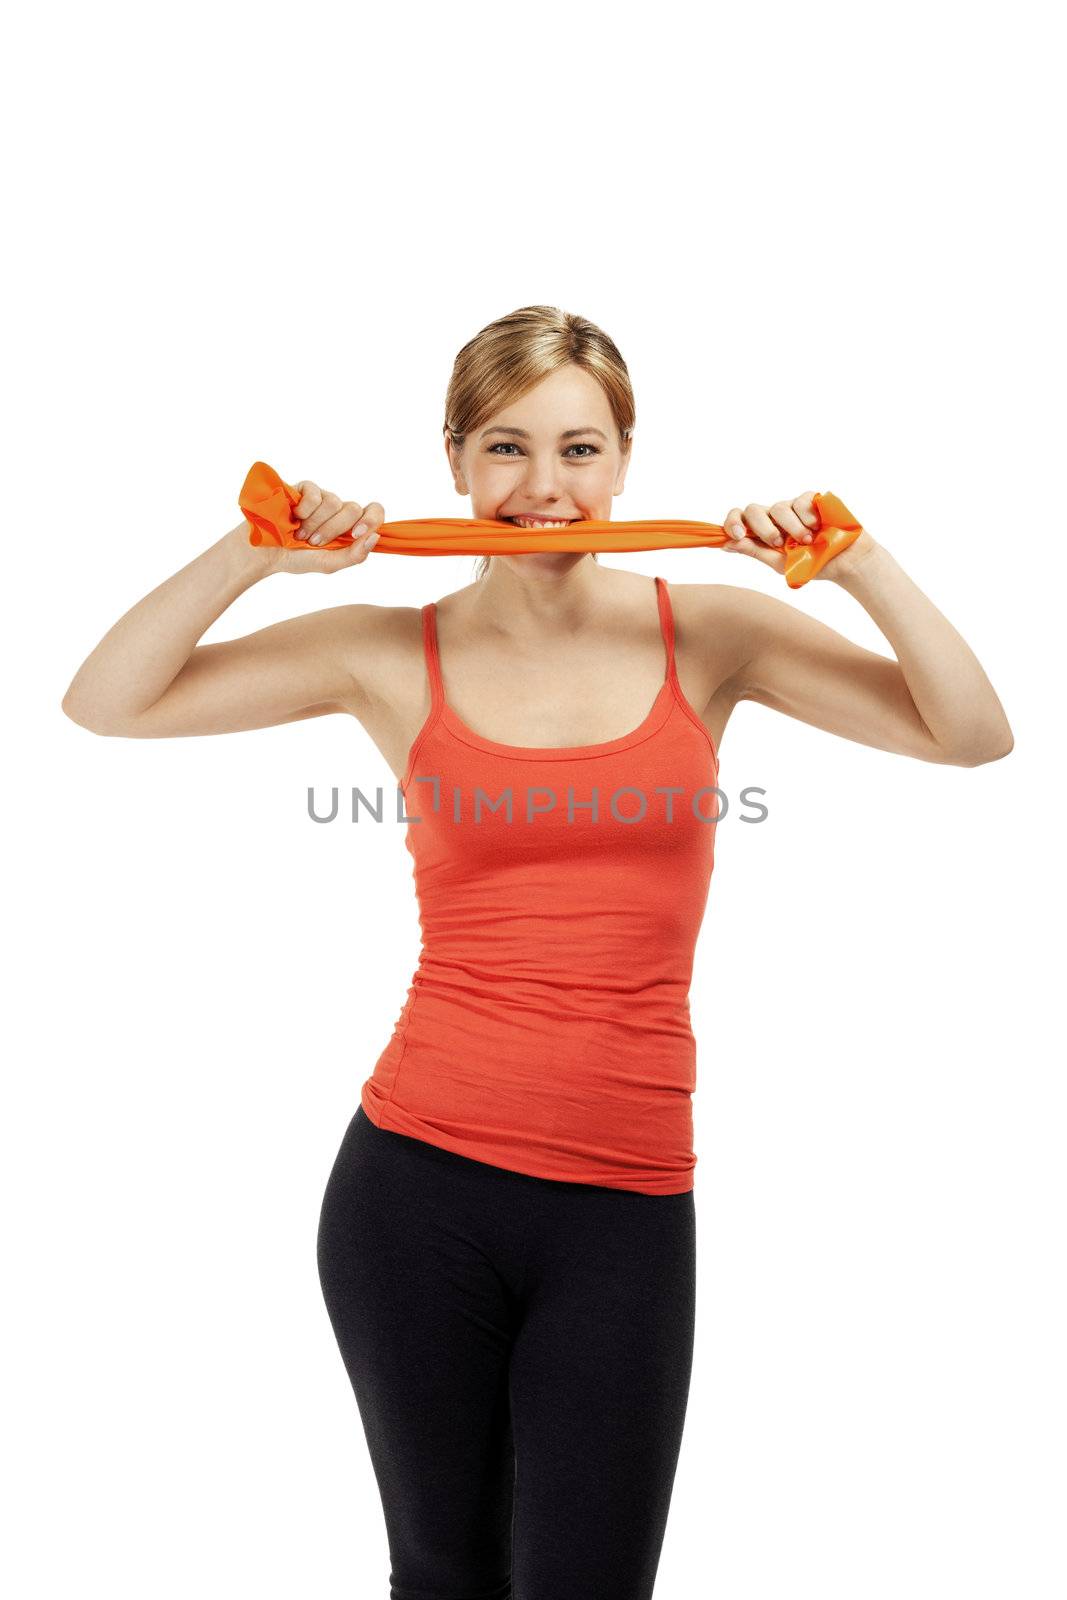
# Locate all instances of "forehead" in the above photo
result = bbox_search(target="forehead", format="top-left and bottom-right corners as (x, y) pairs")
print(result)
(482, 365), (613, 433)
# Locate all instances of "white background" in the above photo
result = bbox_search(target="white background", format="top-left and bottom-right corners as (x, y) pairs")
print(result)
(5, 2), (1063, 1595)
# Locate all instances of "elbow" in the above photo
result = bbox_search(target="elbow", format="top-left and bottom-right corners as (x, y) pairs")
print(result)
(950, 727), (1015, 767)
(977, 732), (1014, 765)
(61, 693), (119, 736)
(61, 692), (93, 731)
(62, 679), (92, 729)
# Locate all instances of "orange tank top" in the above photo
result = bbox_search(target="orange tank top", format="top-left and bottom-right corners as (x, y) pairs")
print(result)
(360, 577), (719, 1194)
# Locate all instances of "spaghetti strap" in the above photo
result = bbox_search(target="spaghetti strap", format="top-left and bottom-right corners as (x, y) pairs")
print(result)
(422, 602), (445, 715)
(654, 576), (677, 684)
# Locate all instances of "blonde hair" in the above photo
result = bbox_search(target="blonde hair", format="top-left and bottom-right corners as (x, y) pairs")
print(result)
(443, 305), (635, 580)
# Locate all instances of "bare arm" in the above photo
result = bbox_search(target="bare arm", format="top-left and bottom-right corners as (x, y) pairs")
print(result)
(707, 536), (1014, 767)
(61, 484), (384, 738)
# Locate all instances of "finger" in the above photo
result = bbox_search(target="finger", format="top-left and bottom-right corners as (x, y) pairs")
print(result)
(288, 526), (375, 572)
(341, 530), (379, 566)
(307, 498), (367, 546)
(301, 490), (349, 543)
(292, 481), (322, 526)
(724, 508), (747, 542)
(349, 502), (385, 544)
(768, 499), (811, 544)
(743, 503), (785, 547)
(318, 504), (384, 554)
(327, 524), (380, 568)
(739, 539), (786, 572)
(321, 506), (385, 566)
(319, 536), (375, 570)
(721, 509), (784, 572)
(793, 491), (820, 533)
(309, 498), (385, 549)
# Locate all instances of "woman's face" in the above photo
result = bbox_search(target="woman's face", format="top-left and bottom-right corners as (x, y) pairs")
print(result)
(446, 364), (630, 527)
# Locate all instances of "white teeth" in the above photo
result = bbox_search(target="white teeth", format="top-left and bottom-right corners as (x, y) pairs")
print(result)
(511, 517), (571, 529)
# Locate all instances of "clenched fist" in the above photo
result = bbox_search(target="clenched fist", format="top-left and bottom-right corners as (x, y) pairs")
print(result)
(723, 491), (876, 580)
(250, 480), (386, 574)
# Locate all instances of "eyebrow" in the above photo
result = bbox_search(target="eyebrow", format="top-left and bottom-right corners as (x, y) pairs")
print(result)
(478, 426), (610, 442)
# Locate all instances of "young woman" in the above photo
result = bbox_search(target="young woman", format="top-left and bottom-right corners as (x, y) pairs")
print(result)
(61, 306), (1013, 1600)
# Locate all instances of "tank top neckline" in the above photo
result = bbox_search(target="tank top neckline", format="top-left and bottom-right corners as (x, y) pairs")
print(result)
(419, 574), (696, 762)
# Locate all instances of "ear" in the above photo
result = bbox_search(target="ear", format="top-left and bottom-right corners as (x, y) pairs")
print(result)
(444, 429), (468, 495)
(613, 435), (633, 495)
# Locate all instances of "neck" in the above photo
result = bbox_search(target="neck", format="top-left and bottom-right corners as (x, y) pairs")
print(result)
(473, 553), (607, 634)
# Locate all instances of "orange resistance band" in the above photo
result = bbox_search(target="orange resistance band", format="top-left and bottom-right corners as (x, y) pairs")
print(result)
(239, 461), (863, 589)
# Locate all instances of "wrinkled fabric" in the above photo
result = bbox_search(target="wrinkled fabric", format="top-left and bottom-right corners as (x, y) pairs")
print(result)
(239, 459), (862, 587)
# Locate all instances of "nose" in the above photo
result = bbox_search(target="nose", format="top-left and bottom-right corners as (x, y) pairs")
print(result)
(519, 460), (567, 506)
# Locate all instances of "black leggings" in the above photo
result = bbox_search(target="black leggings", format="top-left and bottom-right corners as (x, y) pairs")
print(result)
(316, 1105), (697, 1600)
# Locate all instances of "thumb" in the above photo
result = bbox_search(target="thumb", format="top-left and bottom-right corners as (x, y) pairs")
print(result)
(329, 528), (380, 569)
(722, 529), (785, 572)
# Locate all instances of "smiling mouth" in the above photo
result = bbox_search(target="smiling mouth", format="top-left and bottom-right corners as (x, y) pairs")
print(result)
(503, 516), (582, 527)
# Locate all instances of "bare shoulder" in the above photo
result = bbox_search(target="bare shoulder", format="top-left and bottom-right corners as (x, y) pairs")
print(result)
(665, 578), (765, 625)
(311, 599), (426, 710)
(643, 581), (761, 754)
(314, 599), (418, 644)
(313, 597), (447, 785)
(662, 580), (763, 678)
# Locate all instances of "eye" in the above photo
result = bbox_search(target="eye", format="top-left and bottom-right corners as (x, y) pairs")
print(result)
(487, 442), (601, 458)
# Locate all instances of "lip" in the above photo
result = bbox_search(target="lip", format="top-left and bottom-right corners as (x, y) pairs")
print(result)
(502, 515), (581, 524)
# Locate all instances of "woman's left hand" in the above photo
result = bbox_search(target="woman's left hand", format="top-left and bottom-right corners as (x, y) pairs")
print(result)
(723, 492), (878, 581)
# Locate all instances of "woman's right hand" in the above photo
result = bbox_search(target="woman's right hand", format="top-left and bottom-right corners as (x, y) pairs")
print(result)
(241, 481), (385, 575)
